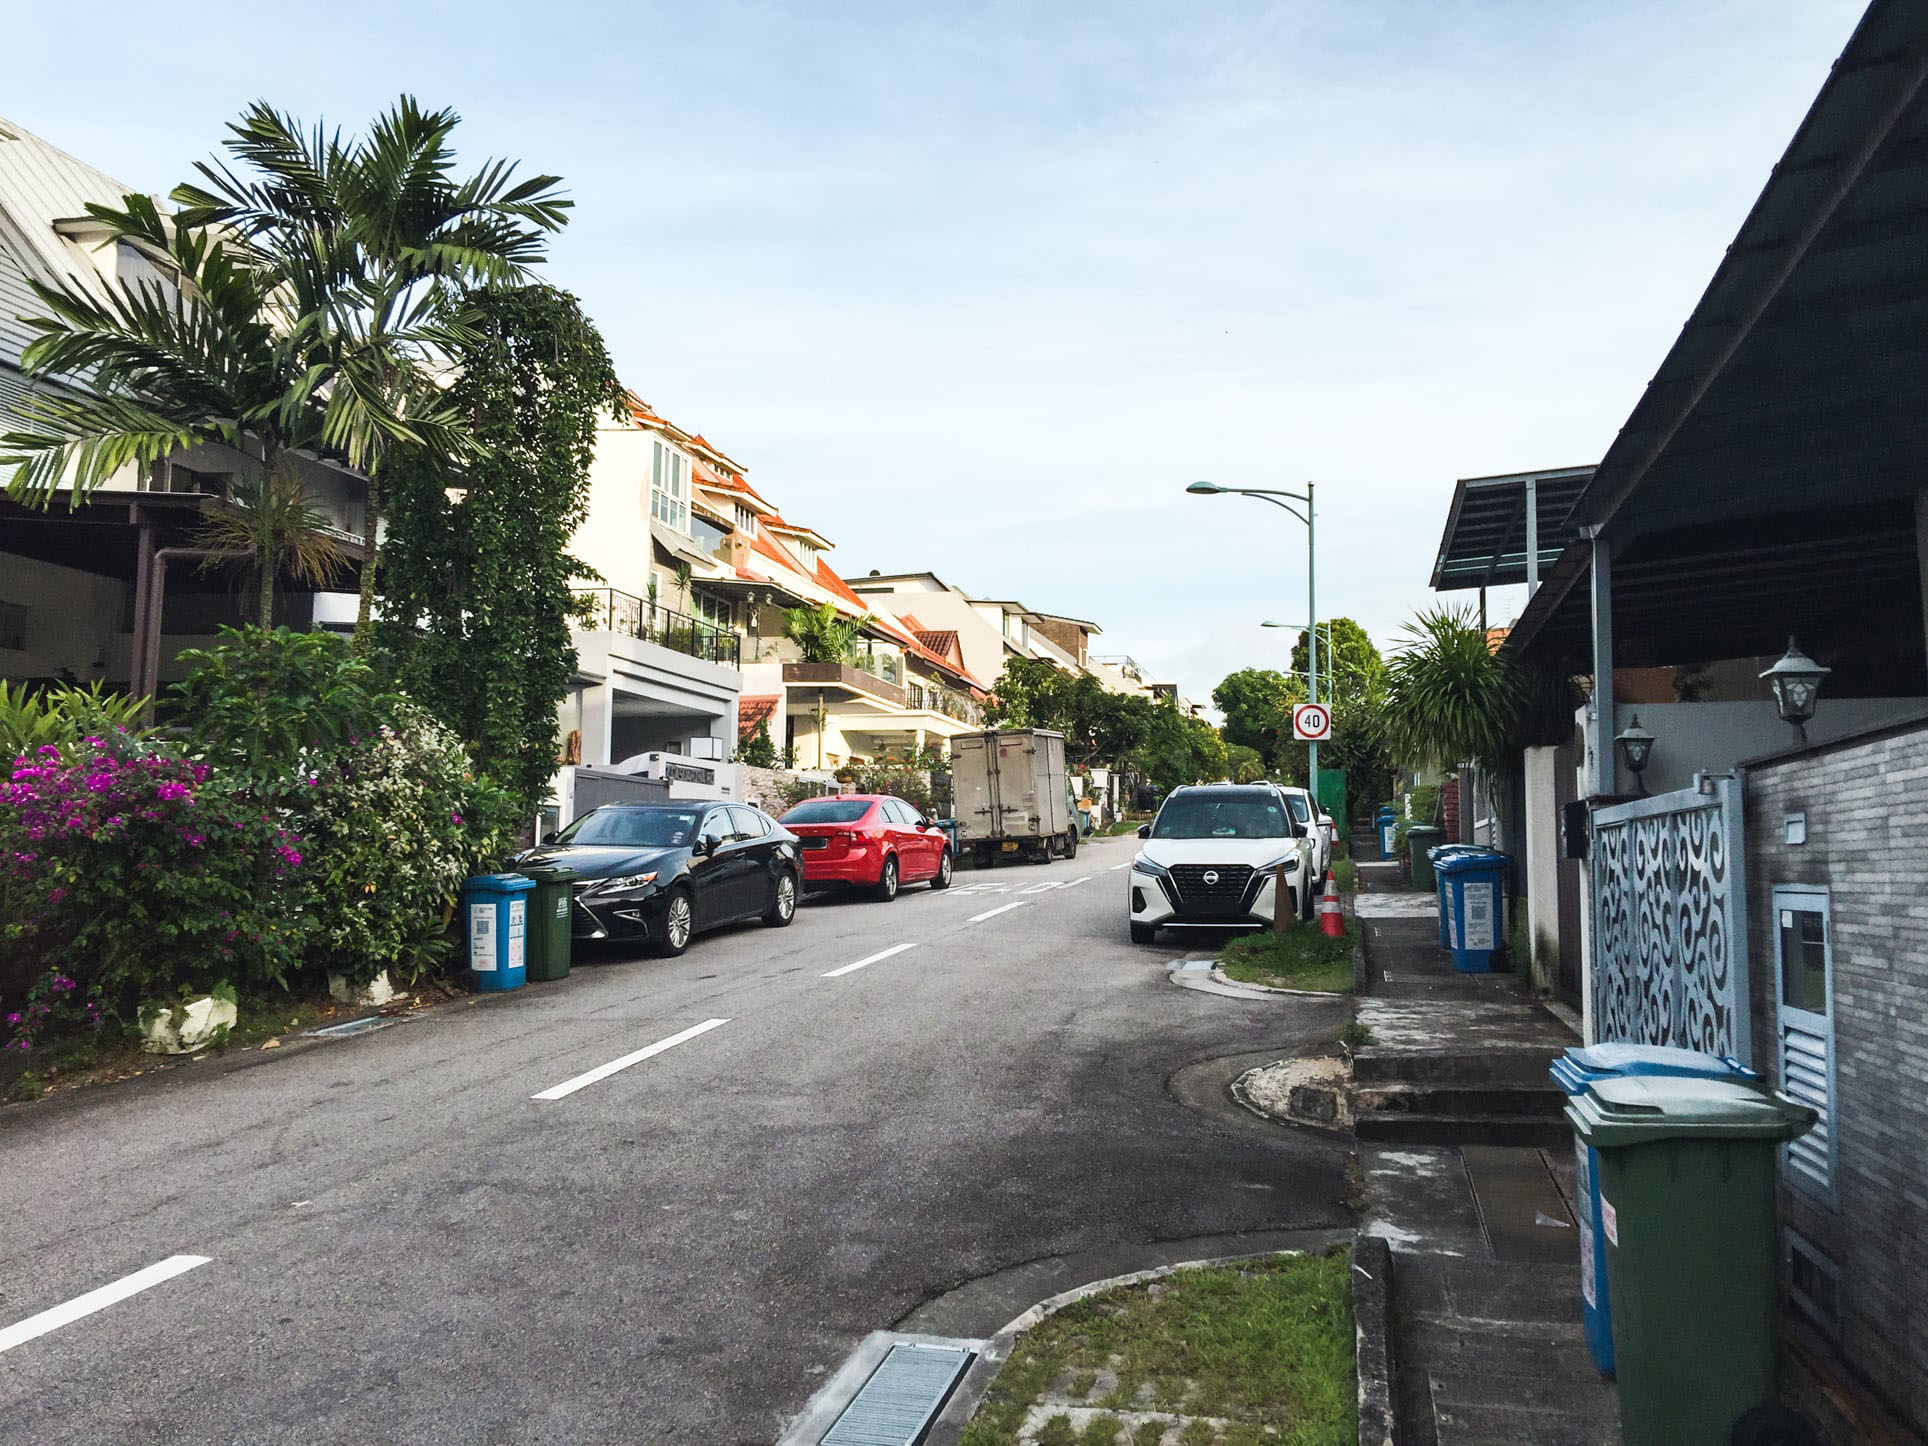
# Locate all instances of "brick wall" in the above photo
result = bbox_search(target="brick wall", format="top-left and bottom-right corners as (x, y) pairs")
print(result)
(1744, 718), (1928, 1430)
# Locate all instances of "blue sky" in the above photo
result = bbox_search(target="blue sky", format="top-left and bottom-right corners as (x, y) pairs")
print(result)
(10, 1), (1863, 701)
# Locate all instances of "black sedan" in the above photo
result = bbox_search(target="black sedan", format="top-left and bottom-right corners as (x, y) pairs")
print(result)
(512, 801), (801, 956)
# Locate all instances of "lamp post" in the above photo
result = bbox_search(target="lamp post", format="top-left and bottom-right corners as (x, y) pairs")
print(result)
(1760, 636), (1830, 745)
(1190, 479), (1318, 794)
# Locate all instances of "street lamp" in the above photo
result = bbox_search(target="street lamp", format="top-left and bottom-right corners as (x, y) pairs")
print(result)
(1613, 713), (1656, 795)
(1760, 636), (1830, 745)
(1191, 480), (1319, 793)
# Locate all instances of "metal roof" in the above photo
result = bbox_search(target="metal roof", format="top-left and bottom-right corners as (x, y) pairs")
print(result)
(1509, 0), (1928, 674)
(1428, 466), (1594, 591)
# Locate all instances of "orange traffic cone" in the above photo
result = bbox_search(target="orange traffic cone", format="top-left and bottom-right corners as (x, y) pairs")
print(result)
(1320, 872), (1345, 938)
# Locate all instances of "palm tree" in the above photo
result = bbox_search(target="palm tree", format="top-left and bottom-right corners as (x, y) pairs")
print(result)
(170, 98), (573, 654)
(195, 472), (350, 627)
(1379, 604), (1525, 771)
(784, 602), (867, 664)
(0, 198), (453, 631)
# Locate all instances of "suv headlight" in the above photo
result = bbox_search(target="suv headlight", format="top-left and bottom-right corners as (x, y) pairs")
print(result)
(1131, 853), (1170, 878)
(1253, 854), (1303, 877)
(590, 871), (658, 894)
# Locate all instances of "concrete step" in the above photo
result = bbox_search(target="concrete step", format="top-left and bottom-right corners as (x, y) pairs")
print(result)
(1352, 1046), (1562, 1086)
(1354, 1110), (1572, 1148)
(1353, 1082), (1567, 1117)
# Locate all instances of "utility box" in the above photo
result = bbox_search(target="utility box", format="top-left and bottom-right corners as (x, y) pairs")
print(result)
(950, 728), (1072, 866)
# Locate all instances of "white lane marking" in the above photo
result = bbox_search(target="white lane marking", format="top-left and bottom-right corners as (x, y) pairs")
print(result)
(823, 942), (917, 978)
(1061, 875), (1092, 888)
(1021, 881), (1064, 894)
(532, 1018), (730, 1100)
(967, 901), (1032, 923)
(0, 1255), (210, 1355)
(1109, 862), (1132, 871)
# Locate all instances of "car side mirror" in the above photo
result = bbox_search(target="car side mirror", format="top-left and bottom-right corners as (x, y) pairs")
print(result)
(1137, 824), (1151, 839)
(696, 835), (717, 857)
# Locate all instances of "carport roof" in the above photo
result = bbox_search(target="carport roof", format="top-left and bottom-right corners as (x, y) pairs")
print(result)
(1428, 467), (1595, 591)
(1508, 0), (1928, 666)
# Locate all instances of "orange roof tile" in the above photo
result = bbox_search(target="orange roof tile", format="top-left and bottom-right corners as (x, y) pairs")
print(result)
(737, 695), (780, 740)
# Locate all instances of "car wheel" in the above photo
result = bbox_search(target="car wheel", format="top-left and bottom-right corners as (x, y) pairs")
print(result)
(763, 869), (797, 927)
(872, 854), (899, 902)
(929, 849), (953, 890)
(1299, 882), (1315, 922)
(1063, 827), (1078, 860)
(1129, 921), (1158, 945)
(653, 887), (694, 957)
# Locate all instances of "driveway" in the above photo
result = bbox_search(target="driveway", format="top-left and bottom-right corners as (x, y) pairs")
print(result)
(0, 834), (1350, 1444)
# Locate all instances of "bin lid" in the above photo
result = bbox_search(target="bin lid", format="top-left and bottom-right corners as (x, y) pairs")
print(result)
(1566, 1076), (1816, 1147)
(1407, 824), (1444, 837)
(1435, 850), (1511, 874)
(1550, 1042), (1757, 1095)
(463, 872), (536, 893)
(516, 865), (580, 883)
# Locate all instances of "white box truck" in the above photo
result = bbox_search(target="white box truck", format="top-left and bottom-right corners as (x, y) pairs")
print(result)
(950, 728), (1078, 866)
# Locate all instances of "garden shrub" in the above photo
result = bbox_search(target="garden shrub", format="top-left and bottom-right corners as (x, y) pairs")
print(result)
(0, 731), (306, 1037)
(283, 701), (518, 985)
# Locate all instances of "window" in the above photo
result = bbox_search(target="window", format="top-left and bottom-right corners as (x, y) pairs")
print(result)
(651, 440), (689, 534)
(1774, 887), (1835, 1201)
(691, 592), (733, 630)
(733, 502), (756, 536)
(728, 806), (769, 840)
(794, 539), (818, 570)
(115, 240), (181, 294)
(781, 798), (872, 825)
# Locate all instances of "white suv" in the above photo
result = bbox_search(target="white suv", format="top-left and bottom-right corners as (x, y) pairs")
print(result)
(1275, 786), (1332, 887)
(1127, 784), (1315, 945)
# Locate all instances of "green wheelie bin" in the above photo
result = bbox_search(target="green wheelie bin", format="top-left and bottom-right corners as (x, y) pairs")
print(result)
(1566, 1075), (1816, 1445)
(515, 866), (578, 982)
(1406, 824), (1444, 891)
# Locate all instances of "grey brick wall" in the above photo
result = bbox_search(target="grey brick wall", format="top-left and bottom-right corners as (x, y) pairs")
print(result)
(1745, 722), (1928, 1430)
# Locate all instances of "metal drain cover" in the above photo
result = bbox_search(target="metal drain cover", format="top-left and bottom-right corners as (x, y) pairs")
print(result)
(821, 1341), (973, 1445)
(304, 1016), (395, 1039)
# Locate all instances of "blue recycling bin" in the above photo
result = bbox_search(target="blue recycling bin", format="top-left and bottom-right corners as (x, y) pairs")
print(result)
(1376, 811), (1398, 859)
(1549, 1043), (1761, 1376)
(1429, 844), (1485, 947)
(464, 873), (535, 992)
(1435, 849), (1508, 970)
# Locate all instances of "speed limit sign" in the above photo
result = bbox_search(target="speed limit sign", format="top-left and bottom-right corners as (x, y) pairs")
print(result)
(1292, 703), (1332, 741)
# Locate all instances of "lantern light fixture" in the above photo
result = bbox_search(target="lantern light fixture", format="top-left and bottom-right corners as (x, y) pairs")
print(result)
(1759, 636), (1831, 744)
(1614, 713), (1656, 795)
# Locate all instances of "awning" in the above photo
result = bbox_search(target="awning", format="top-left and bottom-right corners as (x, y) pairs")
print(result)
(1428, 467), (1594, 591)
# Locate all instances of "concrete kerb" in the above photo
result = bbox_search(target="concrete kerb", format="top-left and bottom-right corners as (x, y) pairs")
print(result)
(923, 1235), (1379, 1446)
(1351, 1233), (1399, 1446)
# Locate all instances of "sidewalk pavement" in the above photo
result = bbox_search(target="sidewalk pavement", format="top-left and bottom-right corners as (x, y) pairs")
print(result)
(1350, 847), (1621, 1445)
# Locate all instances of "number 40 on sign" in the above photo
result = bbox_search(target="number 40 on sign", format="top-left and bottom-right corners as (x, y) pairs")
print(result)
(1292, 703), (1332, 741)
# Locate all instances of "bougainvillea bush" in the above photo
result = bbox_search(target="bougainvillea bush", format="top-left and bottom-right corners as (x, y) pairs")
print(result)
(0, 731), (306, 1030)
(285, 701), (518, 985)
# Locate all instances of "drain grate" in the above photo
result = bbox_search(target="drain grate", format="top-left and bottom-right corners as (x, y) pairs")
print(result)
(820, 1341), (973, 1446)
(304, 1016), (395, 1039)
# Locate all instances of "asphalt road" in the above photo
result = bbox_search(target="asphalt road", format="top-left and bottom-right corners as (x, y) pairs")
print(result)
(0, 834), (1351, 1444)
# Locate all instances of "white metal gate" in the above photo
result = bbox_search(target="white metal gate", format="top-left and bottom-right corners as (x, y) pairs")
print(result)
(1590, 774), (1750, 1061)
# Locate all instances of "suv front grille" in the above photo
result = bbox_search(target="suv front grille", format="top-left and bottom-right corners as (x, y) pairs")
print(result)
(1168, 863), (1256, 909)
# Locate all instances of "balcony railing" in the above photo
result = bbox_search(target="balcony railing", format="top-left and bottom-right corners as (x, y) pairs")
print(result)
(573, 588), (742, 667)
(906, 682), (981, 725)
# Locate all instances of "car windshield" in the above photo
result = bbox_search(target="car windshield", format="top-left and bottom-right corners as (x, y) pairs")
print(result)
(781, 799), (873, 824)
(1283, 795), (1312, 824)
(1151, 796), (1291, 840)
(553, 807), (702, 848)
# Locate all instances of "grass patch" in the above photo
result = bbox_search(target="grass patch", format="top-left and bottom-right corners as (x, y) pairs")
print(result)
(1340, 1019), (1374, 1050)
(1331, 856), (1356, 894)
(959, 1250), (1355, 1446)
(1217, 927), (1354, 994)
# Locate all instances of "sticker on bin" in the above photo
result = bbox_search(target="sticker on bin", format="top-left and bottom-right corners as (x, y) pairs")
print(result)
(1580, 1218), (1596, 1306)
(1601, 1195), (1618, 1247)
(1463, 882), (1495, 951)
(506, 898), (526, 972)
(469, 904), (495, 970)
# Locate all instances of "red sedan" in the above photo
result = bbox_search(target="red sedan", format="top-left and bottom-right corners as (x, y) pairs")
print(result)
(777, 793), (954, 901)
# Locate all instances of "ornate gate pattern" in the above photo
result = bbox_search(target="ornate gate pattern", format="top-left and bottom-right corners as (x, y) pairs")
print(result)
(1590, 775), (1750, 1061)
